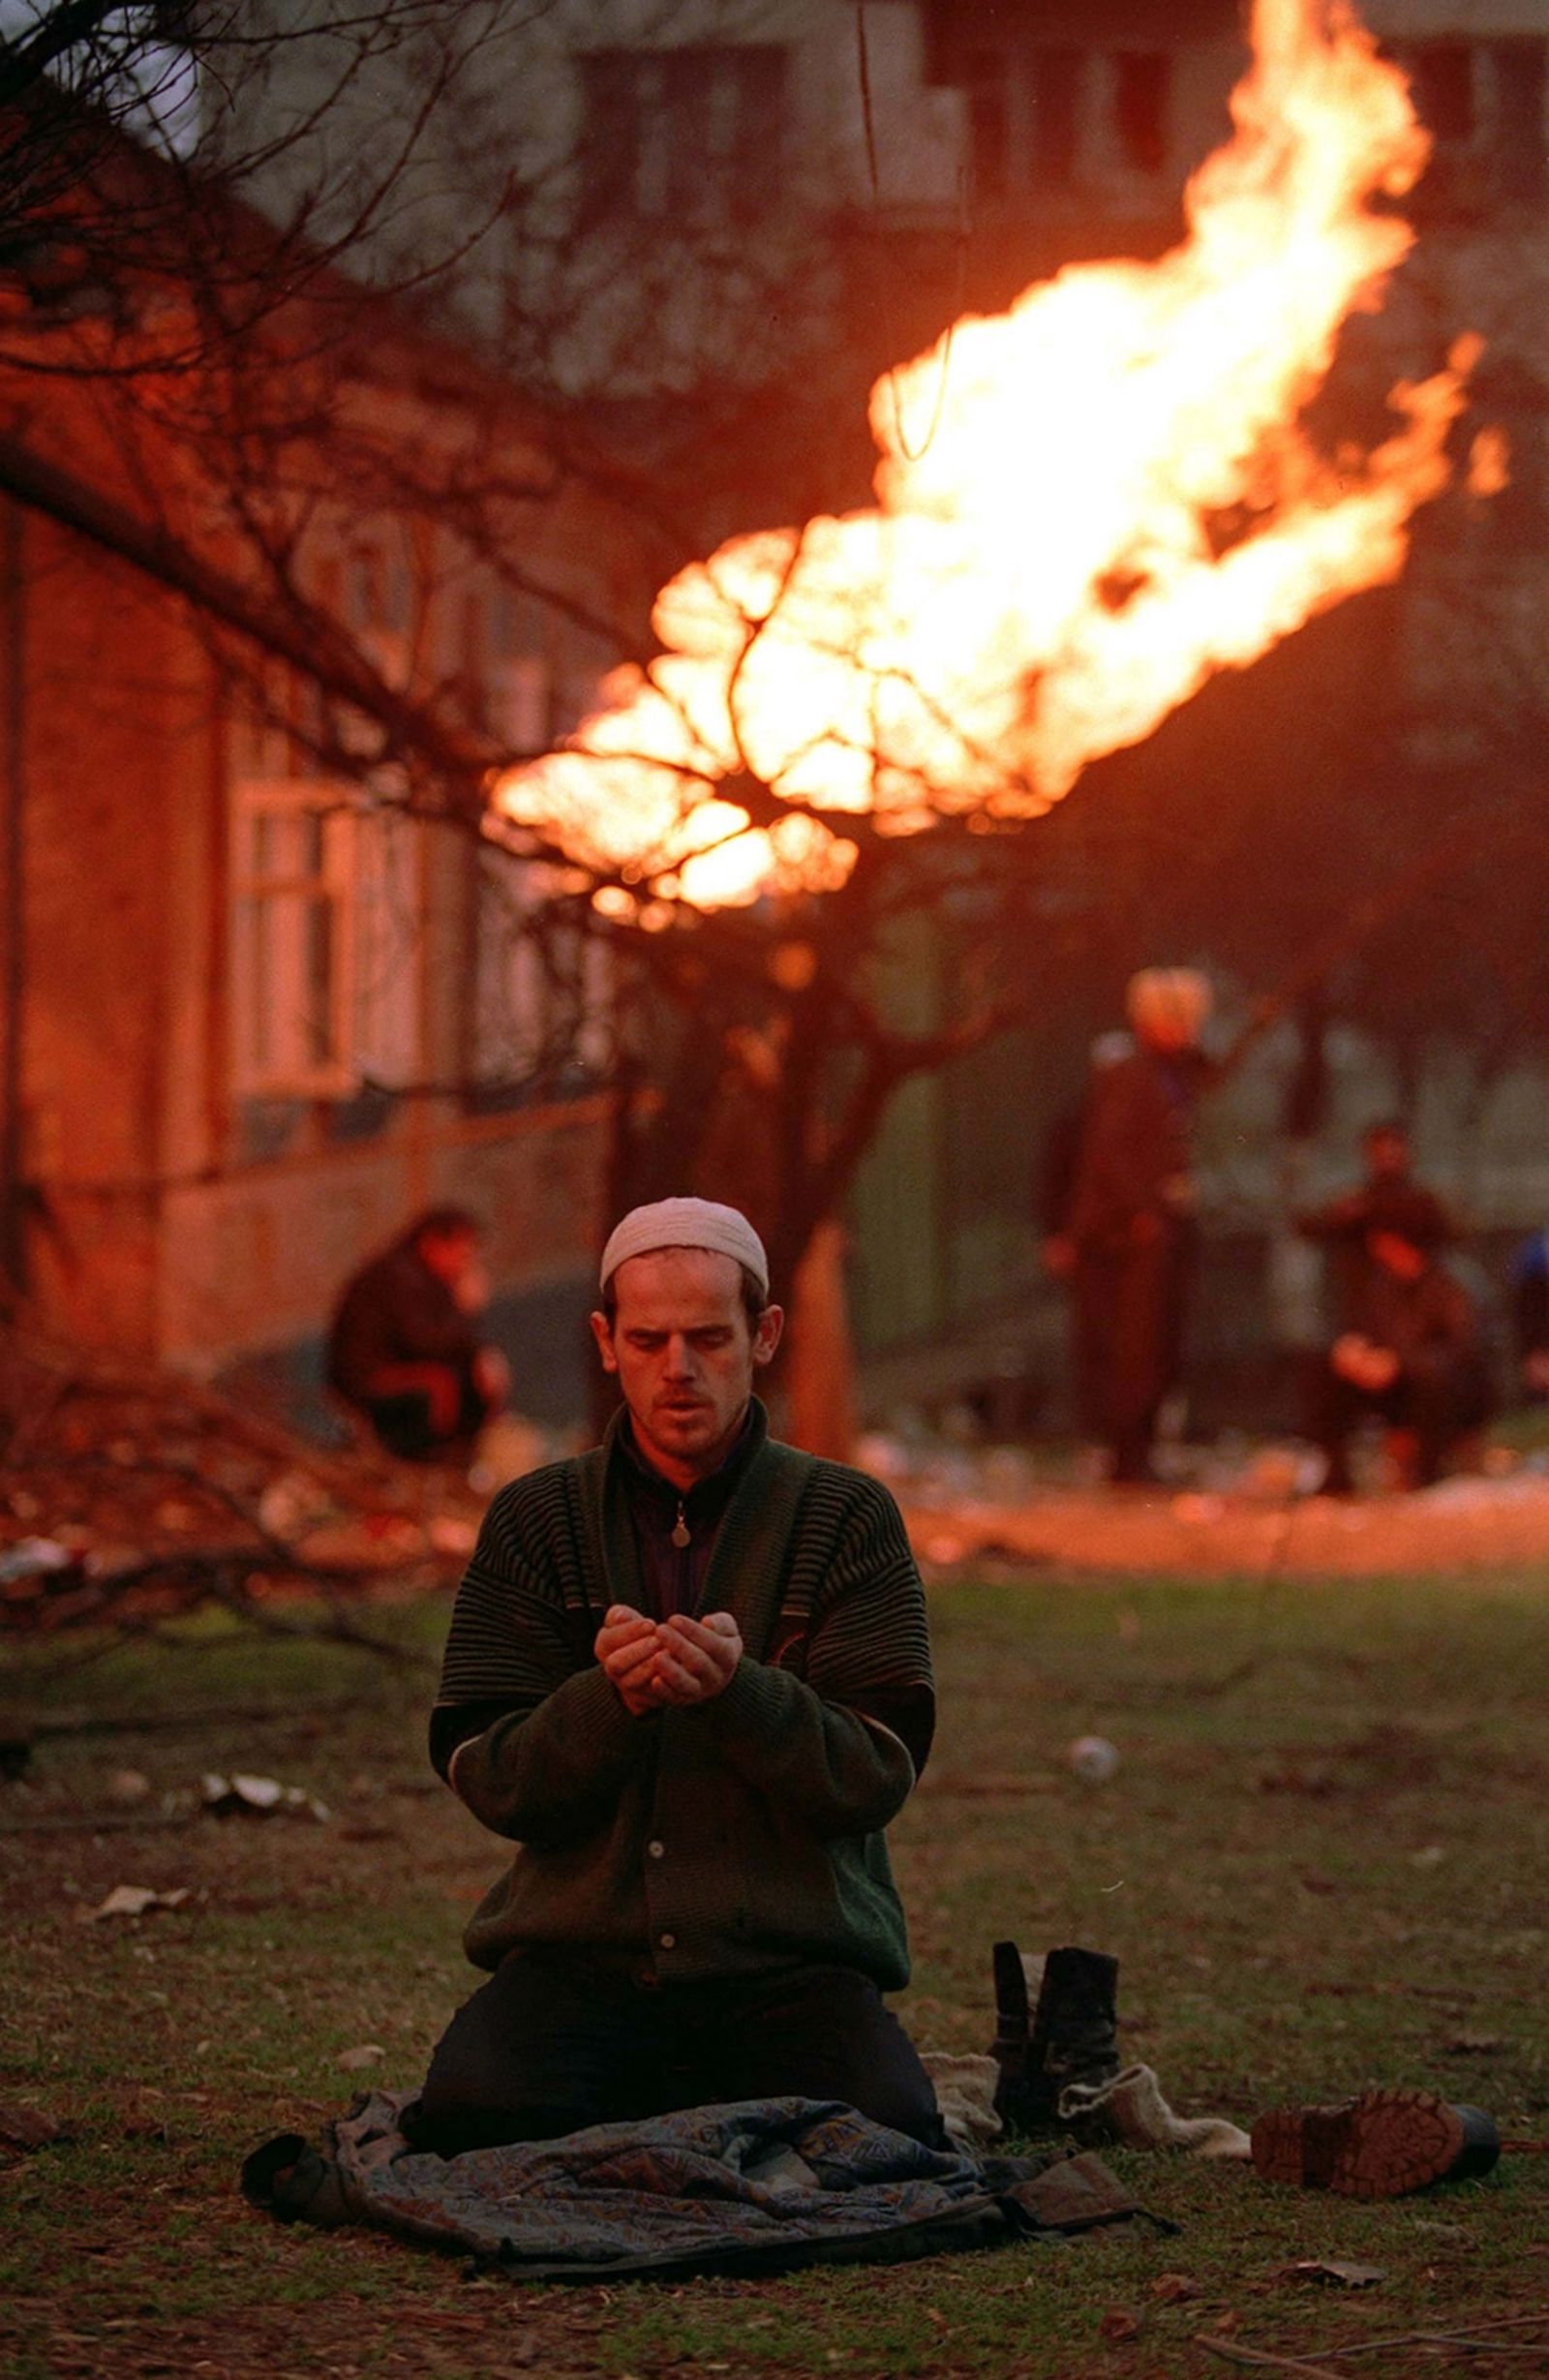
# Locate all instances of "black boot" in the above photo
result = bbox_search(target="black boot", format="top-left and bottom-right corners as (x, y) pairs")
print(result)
(989, 1942), (1122, 2136)
(989, 1940), (1038, 2131)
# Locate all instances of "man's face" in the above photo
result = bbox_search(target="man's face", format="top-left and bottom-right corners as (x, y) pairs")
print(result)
(591, 1248), (782, 1483)
(1136, 1011), (1197, 1056)
(417, 1226), (480, 1291)
(1365, 1128), (1410, 1183)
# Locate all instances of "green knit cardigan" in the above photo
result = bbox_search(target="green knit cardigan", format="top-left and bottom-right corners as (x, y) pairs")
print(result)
(434, 1409), (934, 1990)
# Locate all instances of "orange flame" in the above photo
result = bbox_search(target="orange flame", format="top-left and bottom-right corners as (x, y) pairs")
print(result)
(498, 0), (1481, 913)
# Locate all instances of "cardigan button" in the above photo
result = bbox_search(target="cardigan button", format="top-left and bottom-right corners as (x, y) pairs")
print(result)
(647, 1840), (665, 1859)
(658, 1932), (676, 1951)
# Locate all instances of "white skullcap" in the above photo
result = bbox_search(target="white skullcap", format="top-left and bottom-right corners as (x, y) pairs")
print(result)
(599, 1198), (770, 1299)
(1125, 967), (1212, 1043)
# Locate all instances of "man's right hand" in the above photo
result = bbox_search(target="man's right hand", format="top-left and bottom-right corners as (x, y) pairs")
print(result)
(594, 1604), (665, 1718)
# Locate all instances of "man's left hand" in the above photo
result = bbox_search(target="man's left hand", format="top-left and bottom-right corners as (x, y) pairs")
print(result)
(650, 1610), (743, 1706)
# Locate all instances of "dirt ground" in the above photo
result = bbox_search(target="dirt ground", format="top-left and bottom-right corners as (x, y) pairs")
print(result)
(6, 1567), (1549, 2380)
(901, 1469), (1549, 1578)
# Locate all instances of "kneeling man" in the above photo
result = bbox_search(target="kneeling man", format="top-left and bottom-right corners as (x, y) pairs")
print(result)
(408, 1198), (940, 2153)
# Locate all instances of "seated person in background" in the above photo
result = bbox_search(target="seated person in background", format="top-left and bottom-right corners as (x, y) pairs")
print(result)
(1306, 1224), (1493, 1492)
(327, 1206), (509, 1460)
(1296, 1119), (1456, 1293)
(1510, 1230), (1549, 1401)
(406, 1197), (940, 2155)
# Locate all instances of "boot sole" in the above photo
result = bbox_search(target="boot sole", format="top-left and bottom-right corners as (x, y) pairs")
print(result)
(1251, 2088), (1491, 2200)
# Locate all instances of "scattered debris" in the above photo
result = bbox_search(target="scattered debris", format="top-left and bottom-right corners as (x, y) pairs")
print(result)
(201, 1772), (330, 1821)
(0, 1335), (484, 1647)
(336, 2043), (387, 2072)
(106, 1767), (152, 1804)
(0, 1536), (75, 1586)
(1150, 2273), (1202, 2304)
(1443, 2030), (1509, 2056)
(1410, 1844), (1446, 1869)
(84, 1883), (193, 1921)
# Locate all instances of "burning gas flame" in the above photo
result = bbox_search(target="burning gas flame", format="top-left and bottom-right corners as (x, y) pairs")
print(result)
(498, 0), (1482, 913)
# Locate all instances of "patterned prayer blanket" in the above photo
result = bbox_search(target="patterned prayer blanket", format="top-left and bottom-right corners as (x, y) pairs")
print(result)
(243, 2093), (1161, 2281)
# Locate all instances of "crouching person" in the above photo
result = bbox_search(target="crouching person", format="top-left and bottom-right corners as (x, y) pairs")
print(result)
(1309, 1224), (1494, 1493)
(406, 1198), (941, 2153)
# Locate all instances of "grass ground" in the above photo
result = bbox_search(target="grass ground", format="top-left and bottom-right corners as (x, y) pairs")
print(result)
(3, 1563), (1547, 2379)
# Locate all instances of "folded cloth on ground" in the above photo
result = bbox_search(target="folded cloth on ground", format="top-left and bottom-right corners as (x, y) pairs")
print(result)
(921, 2042), (1248, 2162)
(1058, 2064), (1252, 2160)
(242, 2092), (1166, 2280)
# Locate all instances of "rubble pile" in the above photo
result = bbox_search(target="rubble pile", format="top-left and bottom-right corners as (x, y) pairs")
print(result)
(0, 1334), (492, 1633)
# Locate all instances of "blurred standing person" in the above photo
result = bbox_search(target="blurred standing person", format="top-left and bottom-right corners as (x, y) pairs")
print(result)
(1063, 971), (1215, 1483)
(328, 1207), (510, 1460)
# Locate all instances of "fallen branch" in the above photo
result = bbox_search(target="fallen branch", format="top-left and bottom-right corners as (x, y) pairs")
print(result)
(1320, 2311), (1549, 2359)
(1196, 2338), (1344, 2380)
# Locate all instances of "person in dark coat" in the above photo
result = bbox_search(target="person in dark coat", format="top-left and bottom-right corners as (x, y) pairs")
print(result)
(327, 1207), (509, 1459)
(1063, 970), (1215, 1483)
(1295, 1123), (1490, 1488)
(1305, 1222), (1492, 1492)
(1295, 1120), (1457, 1315)
(406, 1198), (940, 2154)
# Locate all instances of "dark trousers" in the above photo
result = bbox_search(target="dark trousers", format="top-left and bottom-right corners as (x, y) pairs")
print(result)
(1075, 1225), (1195, 1480)
(364, 1362), (493, 1462)
(1310, 1354), (1494, 1490)
(403, 1952), (943, 2155)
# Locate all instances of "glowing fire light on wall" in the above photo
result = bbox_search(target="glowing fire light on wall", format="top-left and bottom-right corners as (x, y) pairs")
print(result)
(497, 0), (1484, 914)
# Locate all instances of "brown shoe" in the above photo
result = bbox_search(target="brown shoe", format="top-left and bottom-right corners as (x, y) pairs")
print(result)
(1251, 2088), (1499, 2199)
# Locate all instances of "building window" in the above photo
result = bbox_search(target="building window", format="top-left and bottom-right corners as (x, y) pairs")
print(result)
(230, 780), (356, 1097)
(1113, 51), (1169, 178)
(1397, 38), (1548, 207)
(1492, 41), (1548, 201)
(578, 45), (787, 226)
(1409, 42), (1475, 145)
(1028, 47), (1081, 190)
(965, 51), (1009, 206)
(229, 778), (422, 1100)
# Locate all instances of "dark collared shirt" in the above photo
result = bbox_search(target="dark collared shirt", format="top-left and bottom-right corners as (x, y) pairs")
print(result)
(618, 1404), (760, 1619)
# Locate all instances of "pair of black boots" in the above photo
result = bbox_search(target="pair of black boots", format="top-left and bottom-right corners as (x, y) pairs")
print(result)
(988, 1941), (1122, 2138)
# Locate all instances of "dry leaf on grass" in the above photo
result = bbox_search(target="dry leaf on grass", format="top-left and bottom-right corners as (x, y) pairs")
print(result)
(84, 1883), (191, 1921)
(336, 2043), (387, 2071)
(1099, 2306), (1143, 2340)
(1151, 2273), (1203, 2303)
